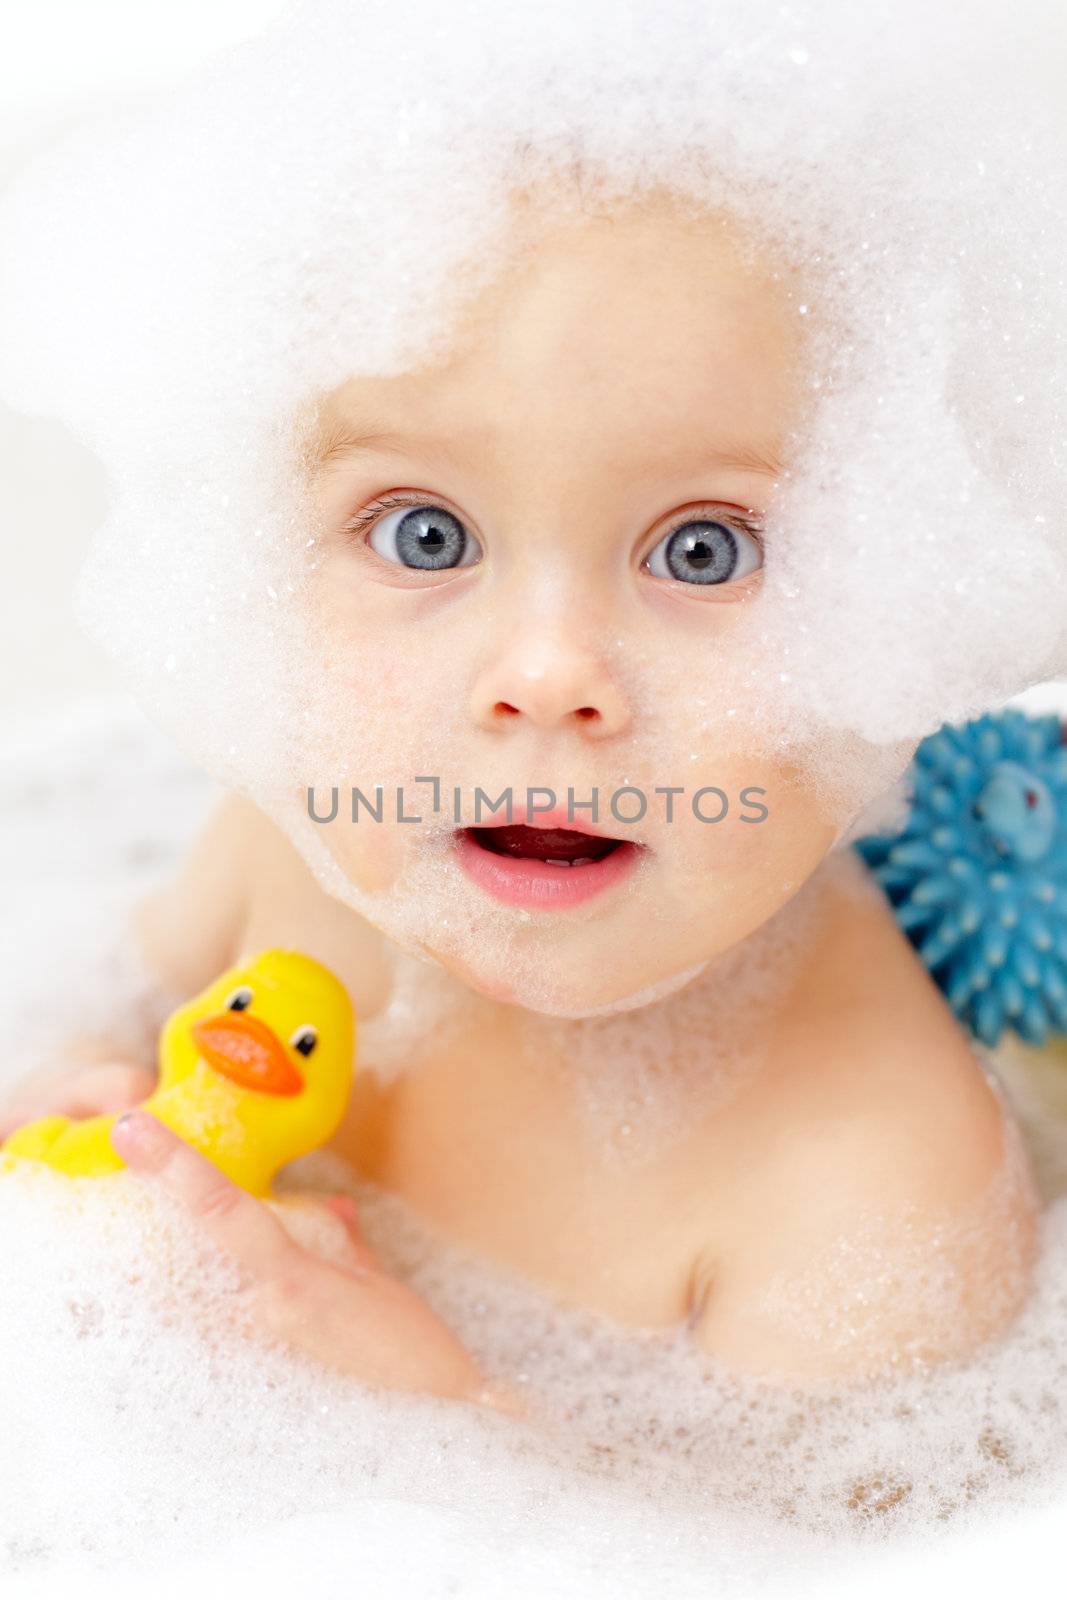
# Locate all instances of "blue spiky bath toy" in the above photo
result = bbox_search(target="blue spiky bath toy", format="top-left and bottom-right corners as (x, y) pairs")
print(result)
(854, 710), (1067, 1048)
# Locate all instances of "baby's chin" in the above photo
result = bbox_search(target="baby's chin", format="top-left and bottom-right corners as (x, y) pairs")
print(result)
(426, 936), (711, 1018)
(308, 827), (717, 1016)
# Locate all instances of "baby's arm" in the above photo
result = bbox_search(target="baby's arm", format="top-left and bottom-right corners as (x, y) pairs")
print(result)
(108, 1108), (522, 1413)
(4, 801), (512, 1411)
(0, 792), (253, 1138)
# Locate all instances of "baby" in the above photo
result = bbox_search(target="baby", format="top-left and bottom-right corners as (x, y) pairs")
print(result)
(0, 182), (1040, 1407)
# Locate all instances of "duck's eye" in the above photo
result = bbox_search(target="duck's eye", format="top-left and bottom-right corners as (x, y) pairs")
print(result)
(291, 1025), (318, 1057)
(224, 986), (253, 1011)
(645, 517), (762, 587)
(369, 503), (481, 571)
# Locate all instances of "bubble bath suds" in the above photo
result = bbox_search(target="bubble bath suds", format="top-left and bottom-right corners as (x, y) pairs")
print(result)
(3, 0), (1067, 1590)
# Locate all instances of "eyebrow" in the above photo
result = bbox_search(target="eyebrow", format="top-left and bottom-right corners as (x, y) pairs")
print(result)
(311, 418), (786, 479)
(703, 441), (786, 478)
(312, 420), (432, 469)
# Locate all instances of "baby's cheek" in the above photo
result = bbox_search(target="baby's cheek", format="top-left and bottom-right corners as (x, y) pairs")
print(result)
(307, 567), (448, 737)
(665, 760), (838, 896)
(311, 813), (408, 896)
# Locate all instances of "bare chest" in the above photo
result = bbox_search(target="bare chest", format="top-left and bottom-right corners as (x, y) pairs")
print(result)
(234, 858), (737, 1325)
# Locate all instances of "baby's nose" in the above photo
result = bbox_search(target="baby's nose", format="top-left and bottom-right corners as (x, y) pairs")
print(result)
(469, 634), (630, 737)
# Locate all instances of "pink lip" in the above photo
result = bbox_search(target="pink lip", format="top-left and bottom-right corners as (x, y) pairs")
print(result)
(453, 809), (644, 910)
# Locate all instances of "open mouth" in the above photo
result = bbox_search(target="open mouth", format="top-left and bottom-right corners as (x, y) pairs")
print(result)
(453, 819), (643, 909)
(469, 824), (623, 866)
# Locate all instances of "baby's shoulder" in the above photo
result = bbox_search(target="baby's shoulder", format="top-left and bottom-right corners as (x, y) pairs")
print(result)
(771, 1016), (1020, 1247)
(694, 1011), (1043, 1376)
(689, 879), (1040, 1381)
(137, 789), (383, 996)
(809, 978), (1013, 1202)
(775, 850), (1020, 1204)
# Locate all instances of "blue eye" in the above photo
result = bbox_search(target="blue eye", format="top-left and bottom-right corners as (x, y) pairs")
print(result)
(369, 502), (482, 571)
(645, 517), (762, 586)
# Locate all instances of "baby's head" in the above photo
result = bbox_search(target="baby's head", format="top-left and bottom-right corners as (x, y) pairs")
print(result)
(2, 0), (1065, 1016)
(293, 181), (877, 1011)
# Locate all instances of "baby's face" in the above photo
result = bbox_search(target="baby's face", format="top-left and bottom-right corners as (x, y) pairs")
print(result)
(299, 190), (857, 1013)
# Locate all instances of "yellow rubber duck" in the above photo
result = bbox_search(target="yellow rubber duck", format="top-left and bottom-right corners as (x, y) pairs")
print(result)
(0, 948), (355, 1197)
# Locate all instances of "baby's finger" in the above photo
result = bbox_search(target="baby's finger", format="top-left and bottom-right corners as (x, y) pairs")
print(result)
(110, 1110), (298, 1285)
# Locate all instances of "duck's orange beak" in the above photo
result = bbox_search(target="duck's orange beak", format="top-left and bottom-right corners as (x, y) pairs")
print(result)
(190, 1012), (304, 1096)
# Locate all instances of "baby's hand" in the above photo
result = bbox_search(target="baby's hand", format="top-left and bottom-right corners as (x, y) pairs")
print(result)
(0, 1050), (155, 1142)
(109, 1111), (523, 1415)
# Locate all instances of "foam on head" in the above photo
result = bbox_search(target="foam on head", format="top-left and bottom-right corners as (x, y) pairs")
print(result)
(1, 0), (1065, 998)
